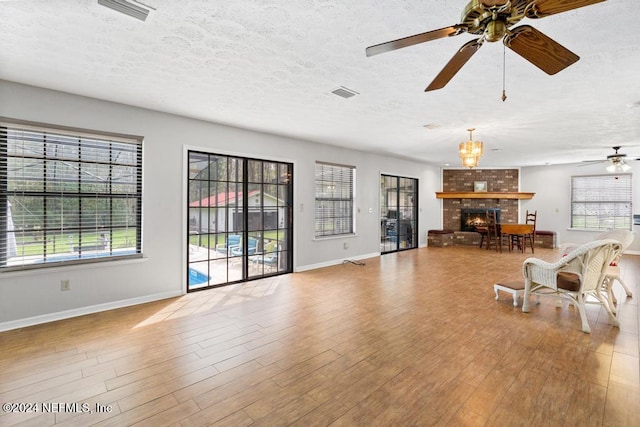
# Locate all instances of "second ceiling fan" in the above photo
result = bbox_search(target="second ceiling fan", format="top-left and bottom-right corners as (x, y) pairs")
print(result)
(366, 0), (606, 91)
(582, 146), (640, 172)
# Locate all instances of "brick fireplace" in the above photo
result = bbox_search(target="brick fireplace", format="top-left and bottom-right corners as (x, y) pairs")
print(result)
(442, 169), (519, 231)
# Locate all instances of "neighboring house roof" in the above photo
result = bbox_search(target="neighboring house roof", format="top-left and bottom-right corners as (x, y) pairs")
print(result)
(189, 190), (281, 207)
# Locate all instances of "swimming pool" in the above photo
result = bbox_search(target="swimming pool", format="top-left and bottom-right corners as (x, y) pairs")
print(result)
(188, 268), (210, 286)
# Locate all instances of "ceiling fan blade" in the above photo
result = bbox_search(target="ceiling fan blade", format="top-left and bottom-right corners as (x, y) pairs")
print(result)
(425, 39), (482, 92)
(504, 25), (579, 75)
(527, 0), (606, 18)
(579, 160), (606, 166)
(366, 25), (465, 57)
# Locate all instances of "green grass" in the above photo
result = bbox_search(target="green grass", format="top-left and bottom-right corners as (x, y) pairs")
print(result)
(13, 229), (137, 257)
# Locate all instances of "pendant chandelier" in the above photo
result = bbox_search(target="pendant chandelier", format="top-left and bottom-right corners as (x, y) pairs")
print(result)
(459, 128), (484, 168)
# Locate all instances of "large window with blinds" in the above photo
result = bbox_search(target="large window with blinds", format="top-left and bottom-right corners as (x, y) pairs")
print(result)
(571, 174), (632, 230)
(315, 162), (355, 237)
(0, 119), (143, 270)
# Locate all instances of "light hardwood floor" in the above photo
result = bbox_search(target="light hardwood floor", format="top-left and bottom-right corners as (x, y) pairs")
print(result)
(1, 246), (639, 426)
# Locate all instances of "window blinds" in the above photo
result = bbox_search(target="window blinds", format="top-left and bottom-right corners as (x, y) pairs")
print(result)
(571, 174), (632, 230)
(314, 162), (355, 237)
(0, 119), (143, 270)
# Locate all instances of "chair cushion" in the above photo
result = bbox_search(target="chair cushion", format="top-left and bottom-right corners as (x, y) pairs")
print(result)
(557, 272), (581, 292)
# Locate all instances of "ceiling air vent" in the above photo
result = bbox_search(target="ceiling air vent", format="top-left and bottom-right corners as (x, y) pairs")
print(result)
(331, 86), (359, 99)
(98, 0), (150, 21)
(423, 124), (440, 130)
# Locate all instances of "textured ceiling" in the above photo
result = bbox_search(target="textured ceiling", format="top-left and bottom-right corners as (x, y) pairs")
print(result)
(1, 0), (639, 168)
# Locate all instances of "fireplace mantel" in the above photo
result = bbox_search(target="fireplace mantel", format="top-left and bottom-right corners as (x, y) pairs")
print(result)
(436, 192), (535, 200)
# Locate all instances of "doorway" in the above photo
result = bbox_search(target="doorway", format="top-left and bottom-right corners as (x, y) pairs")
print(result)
(380, 174), (418, 254)
(187, 151), (293, 291)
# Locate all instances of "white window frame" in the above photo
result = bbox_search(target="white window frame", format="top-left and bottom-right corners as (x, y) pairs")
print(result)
(1, 118), (143, 271)
(314, 162), (355, 238)
(570, 173), (632, 230)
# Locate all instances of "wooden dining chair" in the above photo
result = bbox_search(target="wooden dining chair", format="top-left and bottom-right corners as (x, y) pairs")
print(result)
(522, 210), (537, 253)
(485, 210), (501, 252)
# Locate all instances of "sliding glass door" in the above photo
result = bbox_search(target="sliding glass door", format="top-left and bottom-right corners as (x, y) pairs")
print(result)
(187, 151), (293, 291)
(380, 174), (418, 254)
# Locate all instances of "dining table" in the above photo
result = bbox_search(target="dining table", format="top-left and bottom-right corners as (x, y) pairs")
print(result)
(499, 223), (535, 253)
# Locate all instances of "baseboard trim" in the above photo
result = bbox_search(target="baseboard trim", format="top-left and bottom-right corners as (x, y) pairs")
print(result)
(0, 290), (183, 332)
(295, 252), (380, 272)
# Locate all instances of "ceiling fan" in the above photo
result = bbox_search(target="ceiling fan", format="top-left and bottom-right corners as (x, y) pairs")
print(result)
(366, 0), (606, 92)
(581, 146), (639, 172)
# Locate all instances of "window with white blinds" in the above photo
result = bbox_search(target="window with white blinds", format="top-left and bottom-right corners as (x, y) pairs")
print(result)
(571, 174), (632, 230)
(0, 119), (143, 270)
(315, 162), (355, 237)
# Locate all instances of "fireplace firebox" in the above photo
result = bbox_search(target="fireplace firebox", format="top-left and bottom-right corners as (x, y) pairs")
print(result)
(460, 208), (500, 232)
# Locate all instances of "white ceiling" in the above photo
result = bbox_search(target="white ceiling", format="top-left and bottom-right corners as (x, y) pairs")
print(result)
(1, 0), (639, 168)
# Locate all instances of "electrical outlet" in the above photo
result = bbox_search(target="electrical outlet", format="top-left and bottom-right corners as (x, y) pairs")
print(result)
(61, 280), (71, 291)
(343, 242), (349, 250)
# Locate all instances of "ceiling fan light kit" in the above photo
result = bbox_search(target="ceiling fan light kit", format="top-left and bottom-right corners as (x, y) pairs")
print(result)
(606, 162), (631, 173)
(366, 0), (606, 92)
(605, 147), (632, 172)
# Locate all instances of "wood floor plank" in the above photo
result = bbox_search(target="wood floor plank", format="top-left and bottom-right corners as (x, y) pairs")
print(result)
(246, 387), (322, 425)
(289, 398), (349, 426)
(1, 367), (85, 399)
(582, 350), (613, 387)
(130, 399), (200, 427)
(461, 367), (518, 418)
(563, 377), (607, 427)
(92, 394), (178, 427)
(609, 352), (640, 390)
(171, 360), (265, 404)
(0, 246), (638, 426)
(208, 409), (254, 427)
(51, 399), (121, 427)
(181, 379), (281, 427)
(603, 382), (640, 426)
(445, 406), (488, 427)
(612, 331), (640, 358)
(212, 340), (287, 373)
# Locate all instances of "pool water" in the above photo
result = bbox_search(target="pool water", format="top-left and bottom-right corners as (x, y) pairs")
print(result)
(188, 268), (210, 286)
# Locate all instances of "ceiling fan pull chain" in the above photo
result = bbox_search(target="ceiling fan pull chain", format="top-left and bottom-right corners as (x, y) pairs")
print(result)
(502, 43), (507, 102)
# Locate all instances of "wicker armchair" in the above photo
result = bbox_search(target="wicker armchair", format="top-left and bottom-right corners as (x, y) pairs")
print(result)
(521, 239), (622, 333)
(559, 230), (634, 314)
(596, 230), (634, 310)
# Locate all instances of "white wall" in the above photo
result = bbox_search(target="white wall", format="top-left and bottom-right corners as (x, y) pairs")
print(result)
(521, 163), (640, 252)
(0, 80), (442, 330)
